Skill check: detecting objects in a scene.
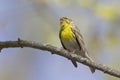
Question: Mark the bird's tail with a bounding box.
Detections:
[84,52,95,73]
[70,51,95,73]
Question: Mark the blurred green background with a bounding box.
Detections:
[0,0,120,80]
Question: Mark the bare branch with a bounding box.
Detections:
[0,38,120,78]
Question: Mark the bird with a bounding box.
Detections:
[59,16,95,73]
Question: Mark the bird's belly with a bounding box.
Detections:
[62,39,80,51]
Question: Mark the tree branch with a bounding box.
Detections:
[0,38,120,78]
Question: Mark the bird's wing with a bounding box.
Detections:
[71,25,85,51]
[59,29,66,49]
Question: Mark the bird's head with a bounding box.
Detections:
[60,17,74,28]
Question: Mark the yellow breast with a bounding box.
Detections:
[61,26,75,42]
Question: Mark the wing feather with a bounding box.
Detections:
[59,29,66,49]
[71,25,85,51]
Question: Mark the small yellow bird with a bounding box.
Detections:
[59,16,95,73]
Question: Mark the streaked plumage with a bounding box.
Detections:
[59,17,95,73]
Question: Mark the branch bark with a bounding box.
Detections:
[0,38,120,78]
